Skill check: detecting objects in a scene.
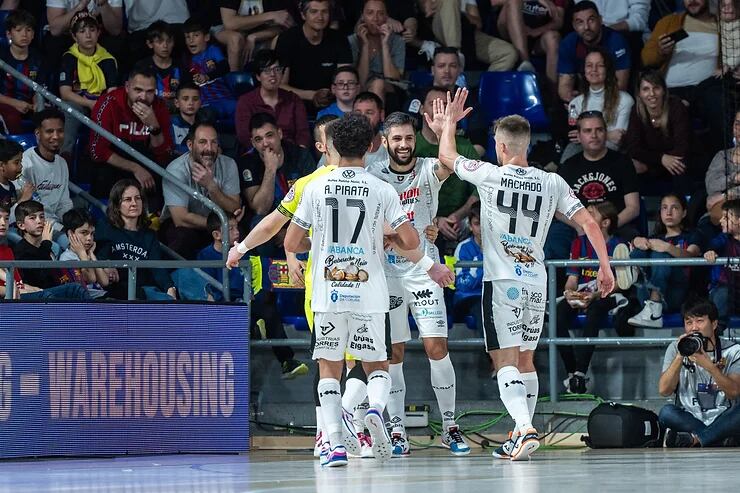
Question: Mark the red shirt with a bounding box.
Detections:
[88,87,173,165]
[235,87,310,148]
[0,245,23,286]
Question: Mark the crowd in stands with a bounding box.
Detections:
[0,1,739,383]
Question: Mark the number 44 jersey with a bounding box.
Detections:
[453,156,584,286]
[292,166,409,313]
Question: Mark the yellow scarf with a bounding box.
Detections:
[66,44,116,96]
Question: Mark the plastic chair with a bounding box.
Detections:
[5,133,37,150]
[477,71,549,131]
[225,71,255,97]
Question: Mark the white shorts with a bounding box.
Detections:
[312,312,390,362]
[388,275,448,344]
[482,281,546,351]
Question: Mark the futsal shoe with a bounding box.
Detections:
[492,431,515,459]
[390,431,410,457]
[510,428,540,461]
[441,425,471,456]
[341,409,361,457]
[314,431,323,458]
[364,408,393,463]
[325,445,348,467]
[359,432,374,458]
[319,442,331,466]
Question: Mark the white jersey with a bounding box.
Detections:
[367,157,444,277]
[292,166,409,313]
[454,155,583,286]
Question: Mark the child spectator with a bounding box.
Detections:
[170,82,202,155]
[95,179,177,300]
[140,20,190,112]
[0,203,89,300]
[317,66,361,119]
[557,202,627,394]
[59,12,118,155]
[453,201,483,330]
[198,211,308,379]
[12,199,71,289]
[623,193,703,328]
[0,139,33,211]
[182,17,237,120]
[0,9,45,134]
[60,208,109,298]
[704,199,740,331]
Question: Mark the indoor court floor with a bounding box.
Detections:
[0,448,738,492]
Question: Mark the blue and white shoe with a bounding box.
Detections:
[510,428,540,461]
[492,432,515,459]
[441,425,471,456]
[391,431,410,457]
[341,409,361,457]
[319,442,331,466]
[364,408,392,463]
[325,445,348,467]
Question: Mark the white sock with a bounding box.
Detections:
[496,366,532,434]
[387,363,406,433]
[521,371,539,422]
[342,375,367,416]
[366,370,392,413]
[317,378,343,446]
[315,406,328,444]
[353,399,369,434]
[429,354,457,429]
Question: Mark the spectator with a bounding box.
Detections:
[623,69,692,194]
[460,1,518,72]
[240,112,315,221]
[0,139,32,211]
[59,12,118,155]
[235,49,310,149]
[45,0,125,75]
[405,47,465,129]
[198,211,309,379]
[558,0,632,102]
[316,66,361,119]
[545,111,638,264]
[347,0,405,103]
[576,0,650,62]
[160,121,241,259]
[492,0,566,87]
[214,0,295,70]
[0,202,89,300]
[182,17,237,120]
[704,199,740,331]
[19,109,73,227]
[623,193,702,328]
[453,201,484,331]
[564,47,634,159]
[350,91,388,167]
[705,109,740,225]
[12,199,70,288]
[658,298,740,448]
[0,9,44,134]
[275,0,353,110]
[59,207,108,297]
[642,0,727,153]
[139,21,191,112]
[414,86,479,250]
[95,178,177,300]
[718,0,740,77]
[170,82,202,156]
[558,202,627,394]
[88,66,173,202]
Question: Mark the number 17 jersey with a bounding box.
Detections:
[453,156,583,286]
[292,166,409,313]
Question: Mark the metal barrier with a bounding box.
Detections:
[0,58,232,300]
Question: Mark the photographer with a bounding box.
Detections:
[658,299,740,447]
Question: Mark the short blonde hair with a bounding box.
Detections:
[493,115,530,154]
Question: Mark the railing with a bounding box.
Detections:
[0,58,233,300]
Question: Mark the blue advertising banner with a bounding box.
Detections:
[0,302,249,458]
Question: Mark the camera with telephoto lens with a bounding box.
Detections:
[678,332,708,357]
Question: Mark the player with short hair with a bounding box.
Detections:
[437,89,615,461]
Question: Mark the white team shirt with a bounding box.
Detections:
[367,157,444,277]
[292,166,409,313]
[454,156,583,286]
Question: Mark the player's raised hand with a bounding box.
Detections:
[423,97,446,137]
[226,241,244,269]
[597,266,615,298]
[426,262,454,288]
[444,87,473,124]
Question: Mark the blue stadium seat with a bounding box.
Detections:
[5,133,37,150]
[409,70,433,91]
[276,291,309,331]
[478,71,549,131]
[225,71,255,97]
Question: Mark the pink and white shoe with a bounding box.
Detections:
[358,431,374,458]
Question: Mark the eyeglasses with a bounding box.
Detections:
[333,81,359,89]
[261,66,284,75]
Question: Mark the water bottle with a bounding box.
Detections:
[568,103,579,132]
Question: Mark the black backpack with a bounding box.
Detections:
[583,402,663,448]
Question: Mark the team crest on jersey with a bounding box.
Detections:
[242,169,253,182]
[331,290,339,302]
[515,167,526,175]
[463,159,484,172]
[284,185,295,202]
[342,169,356,179]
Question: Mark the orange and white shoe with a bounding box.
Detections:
[510,428,539,461]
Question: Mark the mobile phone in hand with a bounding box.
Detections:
[667,28,689,43]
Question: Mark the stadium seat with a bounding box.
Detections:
[409,70,433,91]
[0,11,9,48]
[638,196,649,236]
[5,133,37,150]
[478,71,549,131]
[225,71,255,97]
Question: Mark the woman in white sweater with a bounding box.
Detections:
[562,46,634,162]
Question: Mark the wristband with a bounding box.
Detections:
[417,255,434,272]
[236,242,248,254]
[149,126,162,136]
